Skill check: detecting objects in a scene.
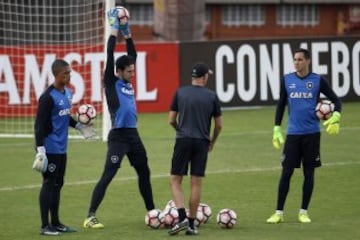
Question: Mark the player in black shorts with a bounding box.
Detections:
[33,59,95,236]
[168,62,222,235]
[266,48,342,224]
[83,7,155,229]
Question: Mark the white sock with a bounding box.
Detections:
[275,210,284,215]
[299,209,308,214]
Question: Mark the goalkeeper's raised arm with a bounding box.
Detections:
[104,7,136,88]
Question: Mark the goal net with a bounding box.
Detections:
[0,0,106,138]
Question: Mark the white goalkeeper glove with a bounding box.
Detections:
[32,146,48,173]
[75,123,96,139]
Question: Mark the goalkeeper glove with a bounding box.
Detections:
[107,7,120,30]
[32,146,48,173]
[323,111,341,135]
[75,123,96,139]
[272,125,284,150]
[118,22,131,37]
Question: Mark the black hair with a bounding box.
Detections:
[294,48,310,60]
[115,55,135,71]
[51,59,69,76]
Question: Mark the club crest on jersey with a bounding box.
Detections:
[306,82,313,90]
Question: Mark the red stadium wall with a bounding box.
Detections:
[0,43,179,116]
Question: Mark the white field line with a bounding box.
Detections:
[1,161,359,192]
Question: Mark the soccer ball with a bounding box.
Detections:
[116,6,130,24]
[316,99,334,120]
[145,209,164,229]
[163,207,179,227]
[216,208,237,229]
[198,203,212,223]
[163,199,176,213]
[77,104,96,125]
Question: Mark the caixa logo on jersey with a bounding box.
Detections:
[289,92,313,99]
[58,108,71,116]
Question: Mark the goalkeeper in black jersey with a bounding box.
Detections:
[266,48,342,224]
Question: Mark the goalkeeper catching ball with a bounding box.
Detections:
[266,48,342,224]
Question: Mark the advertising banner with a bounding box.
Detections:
[0,43,179,116]
[179,37,360,108]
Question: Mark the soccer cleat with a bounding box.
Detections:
[266,212,284,224]
[83,216,104,229]
[168,218,189,235]
[185,227,199,236]
[40,225,61,236]
[53,223,77,233]
[298,212,311,223]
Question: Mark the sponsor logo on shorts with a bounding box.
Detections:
[281,153,286,163]
[111,155,119,164]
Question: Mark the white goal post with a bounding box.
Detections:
[0,0,115,140]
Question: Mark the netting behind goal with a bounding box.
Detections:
[0,0,105,137]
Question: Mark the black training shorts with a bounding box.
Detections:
[171,138,209,177]
[282,132,321,169]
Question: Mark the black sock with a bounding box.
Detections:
[88,212,96,218]
[39,180,53,228]
[135,165,155,211]
[50,186,61,226]
[178,208,187,222]
[302,168,314,209]
[276,168,294,210]
[188,218,195,229]
[88,167,118,215]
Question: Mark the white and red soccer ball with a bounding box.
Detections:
[116,6,130,24]
[163,199,176,213]
[316,99,334,120]
[216,208,237,229]
[198,203,212,223]
[145,209,164,229]
[163,207,179,227]
[76,104,96,125]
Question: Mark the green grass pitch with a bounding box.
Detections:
[0,102,359,240]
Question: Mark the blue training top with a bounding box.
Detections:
[104,35,138,129]
[274,72,341,135]
[35,85,76,154]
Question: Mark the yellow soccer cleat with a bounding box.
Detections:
[266,212,284,224]
[298,212,311,223]
[83,216,104,229]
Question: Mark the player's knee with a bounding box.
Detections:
[303,168,314,179]
[134,162,150,174]
[281,168,294,179]
[99,167,118,185]
[55,178,64,189]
